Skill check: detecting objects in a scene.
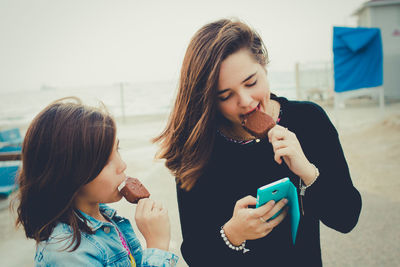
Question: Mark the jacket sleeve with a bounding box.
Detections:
[299,103,362,233]
[120,213,179,267]
[141,248,179,267]
[176,181,246,267]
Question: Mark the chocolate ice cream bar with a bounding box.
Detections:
[118,177,150,204]
[242,109,276,139]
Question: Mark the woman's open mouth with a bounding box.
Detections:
[240,103,260,122]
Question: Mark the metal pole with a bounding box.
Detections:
[295,62,300,100]
[120,82,126,123]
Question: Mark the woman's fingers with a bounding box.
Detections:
[255,203,288,239]
[261,228,273,237]
[271,140,289,153]
[236,195,257,209]
[268,125,290,142]
[274,147,291,164]
[268,126,294,165]
[230,197,289,241]
[262,198,288,221]
[263,207,289,230]
[252,200,276,218]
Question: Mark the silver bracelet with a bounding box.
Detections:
[299,163,320,196]
[220,226,249,253]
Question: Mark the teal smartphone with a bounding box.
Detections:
[256,177,300,244]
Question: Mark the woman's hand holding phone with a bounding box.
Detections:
[223,195,288,246]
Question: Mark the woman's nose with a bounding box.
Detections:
[237,91,252,107]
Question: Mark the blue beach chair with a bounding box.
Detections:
[0,161,20,197]
[0,128,23,152]
[0,128,22,197]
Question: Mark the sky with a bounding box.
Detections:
[0,0,367,92]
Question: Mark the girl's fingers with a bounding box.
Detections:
[136,198,146,215]
[141,199,155,215]
[153,201,163,212]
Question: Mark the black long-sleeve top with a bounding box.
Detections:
[176,96,362,267]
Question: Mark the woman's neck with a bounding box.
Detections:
[219,122,254,141]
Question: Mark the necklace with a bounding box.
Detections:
[217,127,254,141]
[270,101,276,121]
[109,219,136,267]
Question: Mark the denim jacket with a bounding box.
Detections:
[35,204,178,266]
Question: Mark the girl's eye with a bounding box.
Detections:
[246,80,257,87]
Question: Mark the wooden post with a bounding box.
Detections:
[0,152,21,161]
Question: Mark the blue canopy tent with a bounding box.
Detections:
[333,26,384,109]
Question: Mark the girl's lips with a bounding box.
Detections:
[118,179,127,192]
[118,176,128,191]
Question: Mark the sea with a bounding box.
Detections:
[0,71,296,127]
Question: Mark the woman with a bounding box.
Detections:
[155,19,361,266]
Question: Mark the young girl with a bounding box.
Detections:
[15,97,178,266]
[154,19,362,266]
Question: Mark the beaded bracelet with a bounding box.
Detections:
[299,163,320,196]
[220,226,249,253]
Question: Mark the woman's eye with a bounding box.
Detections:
[219,94,231,101]
[246,80,257,87]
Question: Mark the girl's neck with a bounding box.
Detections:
[75,200,108,223]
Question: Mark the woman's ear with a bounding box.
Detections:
[216,111,231,127]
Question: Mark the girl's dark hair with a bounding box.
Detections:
[14,97,116,250]
[154,18,269,191]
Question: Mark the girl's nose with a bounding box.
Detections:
[119,159,127,174]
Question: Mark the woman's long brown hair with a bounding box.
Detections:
[14,97,116,251]
[154,18,269,191]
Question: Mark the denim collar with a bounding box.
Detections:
[77,204,117,231]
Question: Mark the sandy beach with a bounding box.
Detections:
[1,98,400,266]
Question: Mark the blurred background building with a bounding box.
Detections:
[353,0,400,100]
[296,0,400,104]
